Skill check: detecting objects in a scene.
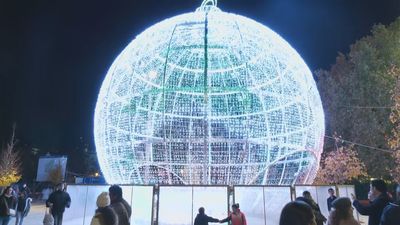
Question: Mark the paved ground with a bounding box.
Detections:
[11,202,46,225]
[13,202,81,225]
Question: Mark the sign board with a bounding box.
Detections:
[36,155,68,182]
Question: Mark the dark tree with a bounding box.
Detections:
[316,17,400,179]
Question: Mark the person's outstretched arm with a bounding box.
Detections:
[219,215,231,223]
[353,198,385,215]
[206,215,219,223]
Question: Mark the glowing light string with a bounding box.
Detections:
[201,0,217,7]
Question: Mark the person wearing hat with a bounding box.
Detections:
[327,197,359,225]
[220,203,247,225]
[90,192,116,225]
[46,183,71,225]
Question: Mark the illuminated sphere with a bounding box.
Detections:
[94,3,324,185]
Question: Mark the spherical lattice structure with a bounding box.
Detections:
[94,1,324,185]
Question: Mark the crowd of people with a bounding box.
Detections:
[279,179,399,225]
[0,179,399,225]
[0,184,32,225]
[197,179,399,225]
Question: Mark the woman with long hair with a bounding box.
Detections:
[327,197,359,225]
[302,191,327,225]
[0,186,16,225]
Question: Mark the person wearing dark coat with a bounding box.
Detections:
[327,188,337,212]
[0,186,17,225]
[109,185,131,225]
[352,179,390,225]
[15,190,32,225]
[194,207,219,225]
[300,191,327,225]
[379,185,400,225]
[46,183,71,225]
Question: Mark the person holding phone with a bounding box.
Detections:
[351,179,389,225]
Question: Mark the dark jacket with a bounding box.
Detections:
[311,203,326,225]
[0,195,16,217]
[46,190,71,214]
[379,202,400,225]
[110,198,131,225]
[194,213,219,225]
[92,206,117,225]
[17,194,32,217]
[327,195,337,211]
[296,197,326,225]
[353,193,390,225]
[17,194,27,212]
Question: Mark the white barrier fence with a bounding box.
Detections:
[62,185,367,225]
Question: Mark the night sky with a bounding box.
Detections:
[1,0,399,153]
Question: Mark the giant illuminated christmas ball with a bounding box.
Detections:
[94,0,324,185]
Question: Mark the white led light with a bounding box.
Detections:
[147,70,158,80]
[94,3,325,185]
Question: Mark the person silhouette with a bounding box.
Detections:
[327,188,337,212]
[45,183,71,225]
[220,203,247,225]
[194,207,219,225]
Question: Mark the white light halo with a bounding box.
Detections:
[94,5,325,185]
